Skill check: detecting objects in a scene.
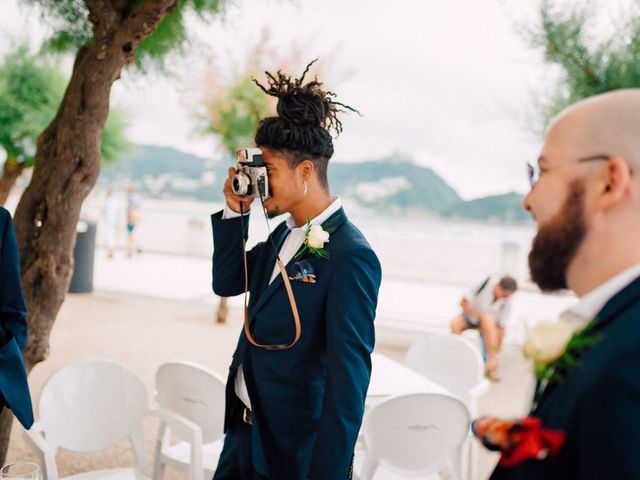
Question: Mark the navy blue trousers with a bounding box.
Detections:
[212,407,270,480]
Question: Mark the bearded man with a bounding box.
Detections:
[487,89,640,479]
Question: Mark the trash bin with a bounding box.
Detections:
[69,219,97,293]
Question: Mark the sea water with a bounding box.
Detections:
[81,194,576,345]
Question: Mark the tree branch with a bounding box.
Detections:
[84,0,118,30]
[123,0,179,46]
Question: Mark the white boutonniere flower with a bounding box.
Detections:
[307,224,330,248]
[523,321,573,365]
[524,318,601,383]
[295,218,331,259]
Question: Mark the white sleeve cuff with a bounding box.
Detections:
[222,204,250,219]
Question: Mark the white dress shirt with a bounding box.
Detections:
[559,263,640,332]
[222,197,343,409]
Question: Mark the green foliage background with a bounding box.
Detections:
[27,0,225,72]
[531,0,640,131]
[0,45,131,168]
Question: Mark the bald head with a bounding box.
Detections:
[525,89,640,296]
[546,89,640,172]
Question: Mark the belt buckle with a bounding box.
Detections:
[243,407,253,425]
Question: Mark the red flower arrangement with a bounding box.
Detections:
[472,416,566,467]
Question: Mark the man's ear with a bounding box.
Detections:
[597,156,632,210]
[300,159,314,179]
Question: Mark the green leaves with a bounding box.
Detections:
[204,74,272,156]
[535,318,601,384]
[28,0,93,54]
[23,0,226,72]
[0,45,64,166]
[530,0,640,132]
[0,45,130,169]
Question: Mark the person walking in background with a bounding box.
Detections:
[103,187,119,258]
[451,275,518,381]
[211,63,381,480]
[0,206,34,430]
[126,186,142,257]
[478,89,640,479]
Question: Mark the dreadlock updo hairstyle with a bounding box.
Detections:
[253,60,358,189]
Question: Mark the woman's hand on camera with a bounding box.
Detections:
[224,167,254,214]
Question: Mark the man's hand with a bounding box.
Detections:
[224,167,254,214]
[460,296,484,320]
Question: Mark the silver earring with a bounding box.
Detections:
[304,181,308,196]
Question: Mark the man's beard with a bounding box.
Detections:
[528,181,588,292]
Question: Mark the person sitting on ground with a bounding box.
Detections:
[451,275,518,380]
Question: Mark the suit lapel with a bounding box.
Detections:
[321,207,348,234]
[533,274,640,412]
[251,208,348,315]
[592,274,640,330]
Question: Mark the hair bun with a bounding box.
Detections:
[277,92,327,128]
[253,59,358,135]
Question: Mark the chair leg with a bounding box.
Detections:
[155,462,166,480]
[469,436,478,480]
[451,447,465,480]
[358,457,378,480]
[152,423,168,480]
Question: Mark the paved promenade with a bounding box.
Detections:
[6,249,539,479]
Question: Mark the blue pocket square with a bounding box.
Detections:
[289,259,316,283]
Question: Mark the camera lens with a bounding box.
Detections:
[232,174,250,196]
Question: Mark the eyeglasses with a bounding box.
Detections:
[527,154,610,187]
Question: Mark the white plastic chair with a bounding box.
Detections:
[404,334,490,480]
[153,361,226,480]
[23,359,202,480]
[357,393,470,480]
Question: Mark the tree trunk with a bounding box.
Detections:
[0,158,25,206]
[0,408,13,465]
[15,42,126,371]
[216,297,228,323]
[2,0,179,462]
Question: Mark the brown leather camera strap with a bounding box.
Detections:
[242,244,302,350]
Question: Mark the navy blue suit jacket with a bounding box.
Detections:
[211,207,381,480]
[491,275,640,480]
[0,207,33,429]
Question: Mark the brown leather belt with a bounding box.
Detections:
[242,407,253,426]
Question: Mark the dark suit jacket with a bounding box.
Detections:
[491,274,640,480]
[211,207,381,480]
[0,207,33,429]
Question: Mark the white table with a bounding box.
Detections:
[366,352,450,406]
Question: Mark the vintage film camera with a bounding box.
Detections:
[232,148,270,198]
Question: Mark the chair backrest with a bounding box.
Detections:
[361,393,470,479]
[38,359,149,455]
[404,334,484,403]
[155,361,226,444]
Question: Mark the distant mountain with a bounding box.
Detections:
[329,153,461,214]
[99,145,529,222]
[100,144,226,203]
[443,192,530,222]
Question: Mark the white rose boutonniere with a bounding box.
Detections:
[295,218,331,259]
[523,321,573,365]
[307,224,330,249]
[524,318,601,384]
